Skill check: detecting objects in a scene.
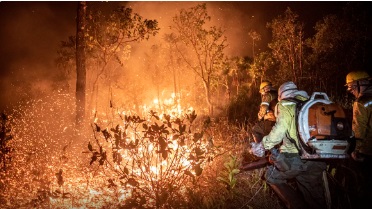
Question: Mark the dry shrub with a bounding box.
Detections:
[0,93,282,209]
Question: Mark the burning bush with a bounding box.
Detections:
[87,109,223,208]
[0,92,282,209]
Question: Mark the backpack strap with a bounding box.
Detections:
[282,98,316,155]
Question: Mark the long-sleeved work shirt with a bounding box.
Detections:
[262,96,307,154]
[353,86,372,155]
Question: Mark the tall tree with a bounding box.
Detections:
[225,56,253,97]
[252,51,277,86]
[76,1,87,128]
[248,30,261,61]
[57,4,159,121]
[85,6,159,116]
[267,7,305,85]
[167,3,227,116]
[306,2,372,100]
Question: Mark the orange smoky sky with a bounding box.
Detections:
[0,1,346,111]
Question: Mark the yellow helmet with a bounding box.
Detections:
[345,71,370,85]
[259,81,272,92]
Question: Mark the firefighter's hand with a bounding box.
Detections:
[351,150,365,162]
[257,109,266,121]
[258,105,269,120]
[249,142,265,157]
[257,113,263,121]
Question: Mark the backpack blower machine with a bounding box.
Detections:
[241,92,352,171]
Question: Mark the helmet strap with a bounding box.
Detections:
[357,81,361,95]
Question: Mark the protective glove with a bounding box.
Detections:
[249,142,265,157]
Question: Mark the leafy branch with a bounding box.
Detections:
[87,110,219,208]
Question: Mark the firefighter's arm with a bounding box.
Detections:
[258,103,269,120]
[351,102,368,161]
[352,102,368,150]
[262,103,290,150]
[258,94,272,120]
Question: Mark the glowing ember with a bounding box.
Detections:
[2,92,219,208]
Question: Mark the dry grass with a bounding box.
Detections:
[0,95,284,208]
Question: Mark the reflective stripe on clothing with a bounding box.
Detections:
[364,101,372,107]
[281,101,296,106]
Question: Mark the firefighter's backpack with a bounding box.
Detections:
[295,92,352,159]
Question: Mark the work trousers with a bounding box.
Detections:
[265,153,327,209]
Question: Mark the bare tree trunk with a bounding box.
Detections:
[76,1,87,129]
[202,80,213,116]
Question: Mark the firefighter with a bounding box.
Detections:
[345,70,372,209]
[251,81,278,143]
[250,81,327,209]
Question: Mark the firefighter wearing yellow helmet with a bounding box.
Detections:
[345,71,372,209]
[345,71,372,158]
[259,81,277,121]
[251,81,278,143]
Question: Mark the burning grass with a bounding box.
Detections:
[0,93,283,209]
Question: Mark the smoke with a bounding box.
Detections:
[0,2,76,111]
[125,1,269,59]
[0,1,346,111]
[108,2,275,115]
